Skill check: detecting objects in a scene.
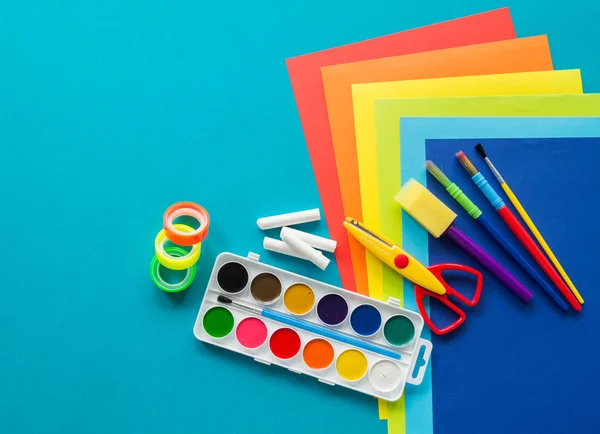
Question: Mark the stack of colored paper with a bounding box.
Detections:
[286,6,597,434]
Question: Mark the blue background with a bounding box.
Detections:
[1,1,599,433]
[426,137,599,434]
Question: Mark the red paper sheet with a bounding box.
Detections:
[286,8,515,291]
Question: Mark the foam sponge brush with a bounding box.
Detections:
[394,179,533,303]
[394,179,457,238]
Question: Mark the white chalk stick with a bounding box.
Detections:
[281,231,330,270]
[280,227,337,252]
[263,237,308,260]
[257,208,321,230]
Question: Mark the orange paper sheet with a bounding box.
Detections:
[286,8,515,292]
[321,35,553,296]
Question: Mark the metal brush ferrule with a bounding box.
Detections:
[231,299,262,315]
[485,158,505,184]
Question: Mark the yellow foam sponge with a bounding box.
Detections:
[394,179,457,238]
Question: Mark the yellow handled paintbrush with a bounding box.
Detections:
[474,143,583,304]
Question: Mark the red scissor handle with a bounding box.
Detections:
[426,263,483,306]
[414,263,483,335]
[415,287,466,335]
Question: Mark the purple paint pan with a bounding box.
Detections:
[316,293,349,326]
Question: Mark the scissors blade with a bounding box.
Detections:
[345,218,392,246]
[343,218,395,261]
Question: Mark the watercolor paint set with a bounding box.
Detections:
[193,252,432,401]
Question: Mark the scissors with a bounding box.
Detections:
[344,218,483,335]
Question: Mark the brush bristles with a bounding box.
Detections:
[217,295,233,304]
[425,160,452,188]
[474,143,487,158]
[456,151,479,176]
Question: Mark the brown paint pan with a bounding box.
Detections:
[250,272,282,304]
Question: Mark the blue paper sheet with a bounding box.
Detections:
[400,117,600,434]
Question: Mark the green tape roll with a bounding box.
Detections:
[150,246,197,292]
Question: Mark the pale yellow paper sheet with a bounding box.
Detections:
[373,93,600,301]
[351,70,583,432]
[353,70,582,302]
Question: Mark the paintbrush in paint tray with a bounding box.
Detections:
[217,295,406,361]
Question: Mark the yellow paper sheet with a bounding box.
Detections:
[352,71,583,434]
[353,70,582,302]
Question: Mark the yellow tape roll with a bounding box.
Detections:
[154,224,201,270]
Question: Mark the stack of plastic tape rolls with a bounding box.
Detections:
[150,202,210,292]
